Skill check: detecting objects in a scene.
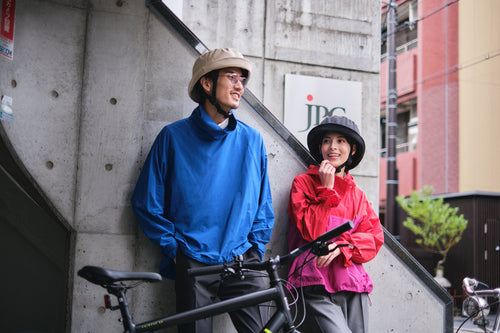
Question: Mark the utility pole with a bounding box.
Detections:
[385,0,399,236]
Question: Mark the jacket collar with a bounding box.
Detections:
[189,105,237,141]
[306,165,355,188]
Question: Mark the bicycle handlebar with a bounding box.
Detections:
[280,220,354,263]
[463,277,480,295]
[187,220,354,277]
[463,277,500,298]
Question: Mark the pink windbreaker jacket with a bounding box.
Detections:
[287,165,384,294]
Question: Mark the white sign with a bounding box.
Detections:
[162,0,183,20]
[0,95,13,122]
[283,74,362,149]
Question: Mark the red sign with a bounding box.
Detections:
[0,0,15,59]
[1,0,15,41]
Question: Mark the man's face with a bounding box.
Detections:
[214,67,246,112]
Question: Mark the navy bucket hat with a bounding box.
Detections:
[307,115,365,170]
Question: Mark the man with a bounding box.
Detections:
[131,48,275,332]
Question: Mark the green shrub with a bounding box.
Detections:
[396,186,468,275]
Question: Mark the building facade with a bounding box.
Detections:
[379,0,500,291]
[379,0,500,221]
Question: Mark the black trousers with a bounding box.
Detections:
[175,248,269,333]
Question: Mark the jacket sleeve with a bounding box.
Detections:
[248,142,275,258]
[288,174,342,242]
[338,190,384,266]
[131,131,178,260]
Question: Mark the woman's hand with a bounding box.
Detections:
[315,242,341,268]
[318,160,336,189]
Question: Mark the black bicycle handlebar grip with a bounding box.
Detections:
[314,220,354,244]
[187,264,225,277]
[280,220,354,265]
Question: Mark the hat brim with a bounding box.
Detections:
[188,58,252,103]
[307,123,365,168]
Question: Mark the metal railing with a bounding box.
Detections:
[381,39,418,62]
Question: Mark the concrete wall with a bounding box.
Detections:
[0,0,451,332]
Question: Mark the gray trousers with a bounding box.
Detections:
[175,248,269,333]
[297,285,369,333]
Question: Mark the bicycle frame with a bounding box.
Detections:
[134,261,291,332]
[78,220,354,333]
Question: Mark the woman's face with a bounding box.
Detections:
[320,132,355,170]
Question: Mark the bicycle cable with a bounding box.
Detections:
[286,242,354,329]
[455,299,499,333]
[287,248,314,329]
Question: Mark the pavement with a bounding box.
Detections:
[454,314,496,332]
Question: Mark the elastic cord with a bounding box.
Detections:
[206,72,231,118]
[335,146,353,174]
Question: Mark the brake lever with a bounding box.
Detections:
[221,254,246,281]
[311,242,353,256]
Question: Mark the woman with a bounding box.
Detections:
[288,115,384,333]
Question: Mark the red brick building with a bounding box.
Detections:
[380,0,459,216]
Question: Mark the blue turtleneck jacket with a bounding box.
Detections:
[131,106,275,279]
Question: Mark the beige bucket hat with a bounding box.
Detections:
[188,48,252,103]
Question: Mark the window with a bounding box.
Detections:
[380,98,417,156]
[381,0,418,62]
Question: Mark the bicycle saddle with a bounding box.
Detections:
[78,265,162,285]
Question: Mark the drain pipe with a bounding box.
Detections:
[385,0,399,236]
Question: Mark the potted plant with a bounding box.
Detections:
[396,186,468,287]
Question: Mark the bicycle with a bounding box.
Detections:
[78,220,354,332]
[456,277,500,333]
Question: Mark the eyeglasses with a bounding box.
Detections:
[223,73,248,87]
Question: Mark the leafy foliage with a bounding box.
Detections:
[396,186,468,274]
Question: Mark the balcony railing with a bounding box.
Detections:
[380,141,415,157]
[381,39,418,63]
